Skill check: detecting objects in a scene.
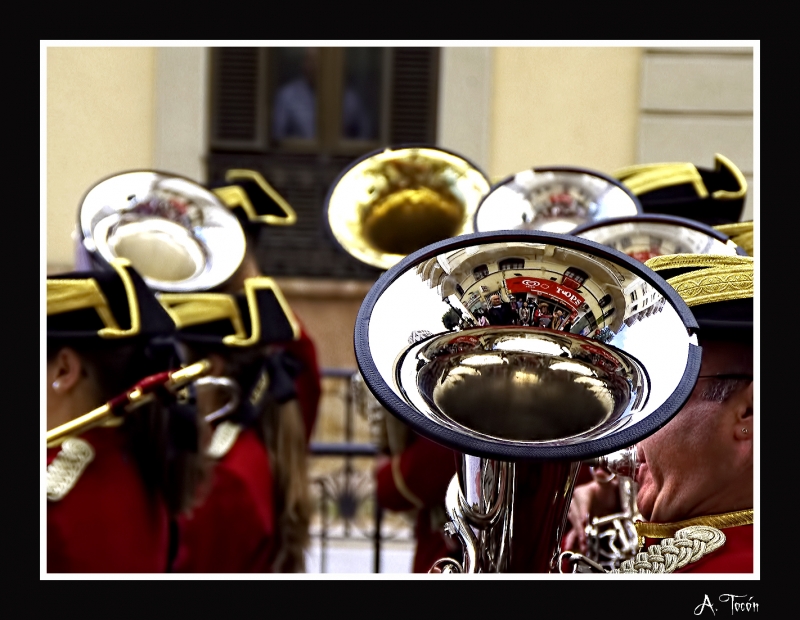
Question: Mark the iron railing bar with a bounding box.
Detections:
[310,442,378,456]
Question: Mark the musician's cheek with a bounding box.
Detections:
[635,463,655,519]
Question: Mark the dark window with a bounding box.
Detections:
[473,264,489,280]
[498,258,524,270]
[563,267,589,289]
[207,46,441,280]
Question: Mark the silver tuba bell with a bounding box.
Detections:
[473,166,642,235]
[354,230,701,572]
[77,169,248,292]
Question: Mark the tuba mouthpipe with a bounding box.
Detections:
[491,462,515,571]
[444,474,480,573]
[456,456,509,527]
[584,444,640,481]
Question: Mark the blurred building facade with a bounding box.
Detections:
[45,44,755,371]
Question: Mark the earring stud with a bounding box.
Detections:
[52,380,61,390]
[742,428,748,434]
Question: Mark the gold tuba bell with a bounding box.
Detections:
[325,144,492,271]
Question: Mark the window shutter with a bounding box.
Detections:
[209,48,267,150]
[207,47,442,280]
[388,48,440,144]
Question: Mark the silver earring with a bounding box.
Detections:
[742,428,748,434]
[52,380,61,390]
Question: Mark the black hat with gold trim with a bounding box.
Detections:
[157,276,300,348]
[210,169,297,243]
[613,153,747,227]
[158,277,303,417]
[645,254,753,335]
[47,258,177,347]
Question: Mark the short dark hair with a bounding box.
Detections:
[696,375,751,403]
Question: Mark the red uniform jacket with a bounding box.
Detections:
[172,427,275,573]
[375,433,459,573]
[47,427,170,573]
[646,523,753,573]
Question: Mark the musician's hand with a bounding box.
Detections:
[564,480,622,554]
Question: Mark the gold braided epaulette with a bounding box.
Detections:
[207,420,242,459]
[611,525,726,573]
[47,437,95,501]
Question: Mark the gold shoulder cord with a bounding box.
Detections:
[611,525,726,573]
[610,510,753,573]
[47,437,95,501]
[207,420,242,459]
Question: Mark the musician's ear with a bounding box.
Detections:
[48,347,86,394]
[733,381,753,441]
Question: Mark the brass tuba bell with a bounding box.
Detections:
[474,166,643,235]
[77,170,247,292]
[354,230,701,572]
[325,144,492,271]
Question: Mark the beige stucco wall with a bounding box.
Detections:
[489,47,641,181]
[46,47,156,271]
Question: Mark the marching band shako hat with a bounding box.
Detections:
[613,153,747,227]
[645,254,754,335]
[210,169,297,243]
[47,258,177,346]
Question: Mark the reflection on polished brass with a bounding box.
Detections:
[402,328,646,443]
[358,233,699,572]
[372,238,693,446]
[79,170,247,292]
[572,217,744,262]
[326,146,491,270]
[474,168,641,235]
